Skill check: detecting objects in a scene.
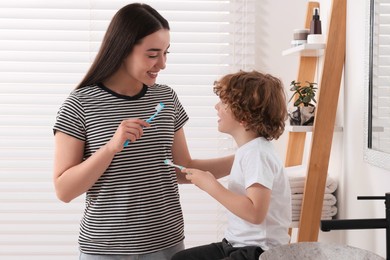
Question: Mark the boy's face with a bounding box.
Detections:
[215,100,242,135]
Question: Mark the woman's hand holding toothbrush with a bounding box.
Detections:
[107,118,150,153]
[123,102,165,147]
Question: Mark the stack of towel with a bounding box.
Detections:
[286,165,338,222]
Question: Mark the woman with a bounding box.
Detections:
[53,3,233,259]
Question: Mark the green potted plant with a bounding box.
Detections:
[288,80,317,126]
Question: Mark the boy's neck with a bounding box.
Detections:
[232,129,259,147]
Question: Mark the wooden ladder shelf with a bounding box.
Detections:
[284,0,346,241]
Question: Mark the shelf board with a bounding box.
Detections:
[282,43,326,57]
[287,125,343,132]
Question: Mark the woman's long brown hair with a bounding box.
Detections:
[76,3,169,89]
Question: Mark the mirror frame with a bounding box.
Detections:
[364,0,390,170]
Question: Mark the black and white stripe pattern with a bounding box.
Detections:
[54,83,188,254]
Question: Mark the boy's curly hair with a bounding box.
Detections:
[213,70,287,140]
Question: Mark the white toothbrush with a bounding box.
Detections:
[164,159,185,170]
[124,102,165,147]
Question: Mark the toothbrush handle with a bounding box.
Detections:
[174,164,184,170]
[124,140,130,147]
[146,113,157,123]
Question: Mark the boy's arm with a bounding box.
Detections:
[171,128,234,183]
[183,168,271,224]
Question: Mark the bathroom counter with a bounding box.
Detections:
[259,242,384,260]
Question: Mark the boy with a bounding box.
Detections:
[172,70,292,260]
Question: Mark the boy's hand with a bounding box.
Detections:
[182,168,218,192]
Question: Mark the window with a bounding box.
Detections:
[0,0,254,258]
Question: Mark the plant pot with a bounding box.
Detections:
[288,106,315,126]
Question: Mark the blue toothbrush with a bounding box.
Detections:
[124,102,165,147]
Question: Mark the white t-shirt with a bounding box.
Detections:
[224,137,291,250]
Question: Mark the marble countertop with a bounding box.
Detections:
[259,242,384,260]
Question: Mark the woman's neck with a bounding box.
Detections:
[103,69,143,97]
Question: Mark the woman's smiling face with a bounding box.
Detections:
[123,29,170,87]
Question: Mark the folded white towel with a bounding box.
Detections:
[292,205,338,221]
[292,204,334,213]
[285,165,338,222]
[292,206,337,216]
[286,165,338,194]
[290,179,338,194]
[291,193,337,206]
[292,215,333,221]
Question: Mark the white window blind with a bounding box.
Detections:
[0,0,255,258]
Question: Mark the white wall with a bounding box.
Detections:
[255,0,388,258]
[344,0,388,257]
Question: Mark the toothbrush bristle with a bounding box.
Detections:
[156,102,165,111]
[164,159,172,165]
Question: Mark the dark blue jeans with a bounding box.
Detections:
[171,239,264,260]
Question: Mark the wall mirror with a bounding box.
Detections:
[364,0,390,170]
